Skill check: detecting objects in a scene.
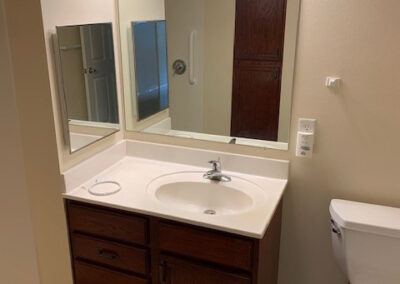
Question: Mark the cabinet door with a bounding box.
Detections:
[231,61,281,141]
[234,0,287,61]
[159,256,251,284]
[158,222,253,271]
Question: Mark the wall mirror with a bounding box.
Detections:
[119,0,300,150]
[54,23,120,153]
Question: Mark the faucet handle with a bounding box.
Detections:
[208,158,221,172]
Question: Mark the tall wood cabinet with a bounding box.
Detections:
[231,0,287,141]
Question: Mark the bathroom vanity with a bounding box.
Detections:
[66,199,282,284]
[62,140,288,284]
[47,0,296,281]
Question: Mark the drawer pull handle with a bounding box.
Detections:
[98,249,119,260]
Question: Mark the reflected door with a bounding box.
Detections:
[231,0,287,141]
[231,62,281,141]
[80,24,118,123]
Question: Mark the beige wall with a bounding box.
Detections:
[279,0,400,282]
[40,0,124,171]
[166,0,205,132]
[2,0,73,283]
[0,1,40,283]
[202,0,235,136]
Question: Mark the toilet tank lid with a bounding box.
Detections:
[330,199,400,238]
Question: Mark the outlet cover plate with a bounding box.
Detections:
[298,118,316,134]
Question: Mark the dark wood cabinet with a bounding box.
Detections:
[159,255,251,284]
[231,0,287,141]
[68,202,148,245]
[231,61,282,141]
[158,222,253,271]
[71,234,149,275]
[234,0,287,61]
[74,260,148,284]
[65,200,282,284]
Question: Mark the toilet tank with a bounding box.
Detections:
[330,199,400,284]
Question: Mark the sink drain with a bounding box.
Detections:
[204,209,216,215]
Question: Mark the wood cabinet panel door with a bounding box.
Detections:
[231,61,281,141]
[234,0,287,61]
[158,222,253,271]
[160,256,251,284]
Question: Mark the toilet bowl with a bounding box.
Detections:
[330,199,400,284]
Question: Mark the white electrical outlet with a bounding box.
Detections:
[296,118,316,158]
[298,118,316,134]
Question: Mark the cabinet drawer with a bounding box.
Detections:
[74,260,148,284]
[71,234,148,275]
[67,202,148,245]
[158,222,253,271]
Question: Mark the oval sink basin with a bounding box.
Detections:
[147,172,266,216]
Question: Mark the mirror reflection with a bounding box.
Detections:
[55,23,120,153]
[119,0,298,149]
[133,21,169,120]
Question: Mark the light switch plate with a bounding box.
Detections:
[325,77,341,88]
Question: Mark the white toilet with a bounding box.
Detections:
[330,199,400,284]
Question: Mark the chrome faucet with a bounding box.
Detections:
[203,158,231,182]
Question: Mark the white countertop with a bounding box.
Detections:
[62,140,288,239]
